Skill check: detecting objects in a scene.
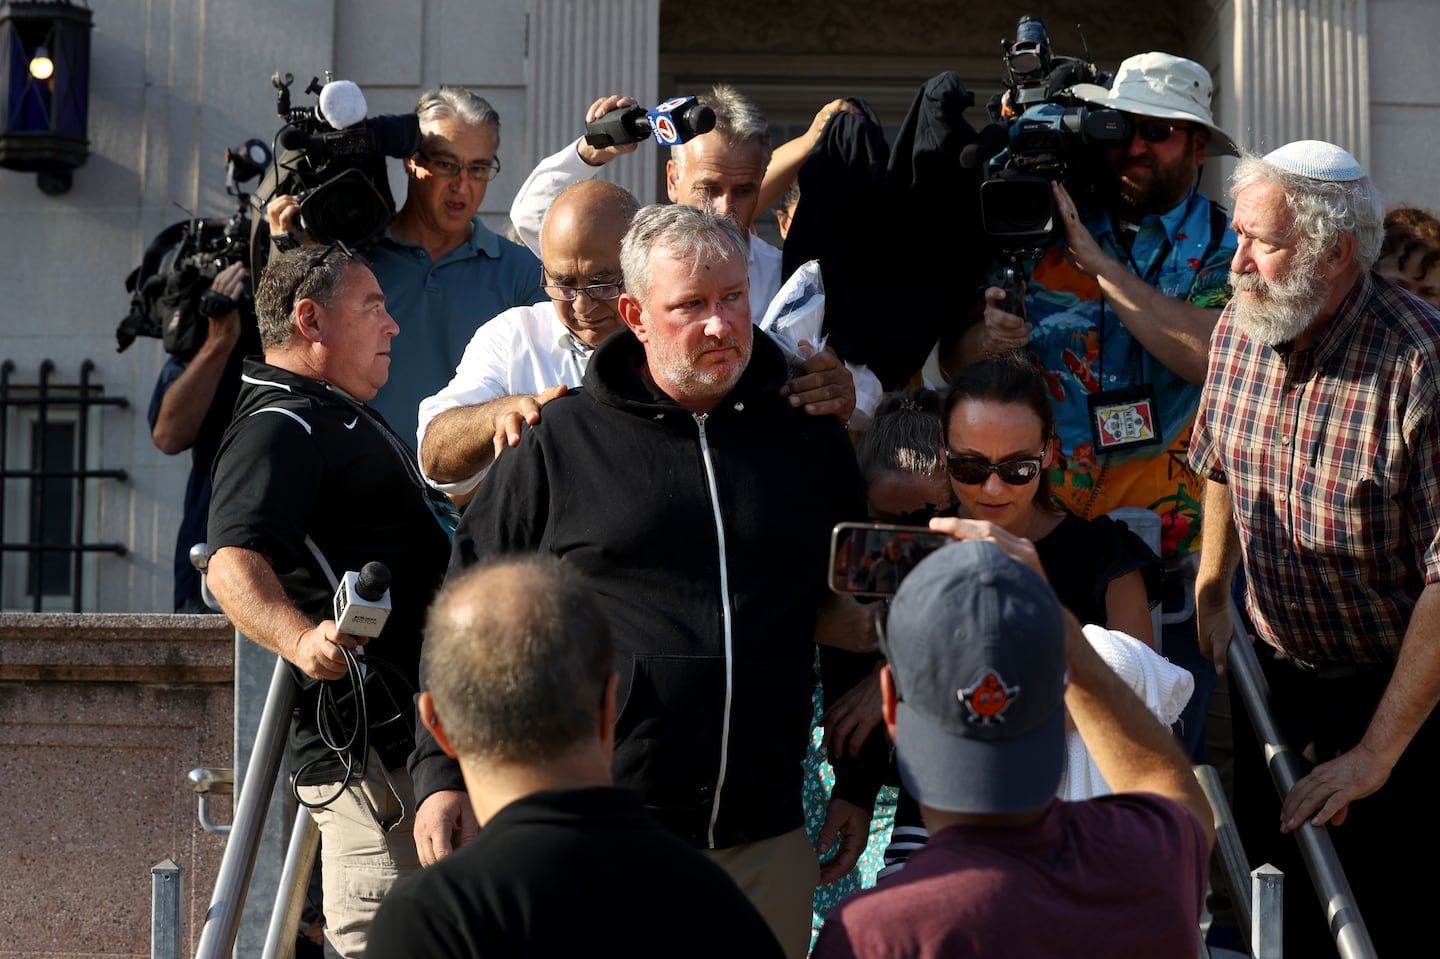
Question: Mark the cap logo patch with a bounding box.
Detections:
[959,670,1019,725]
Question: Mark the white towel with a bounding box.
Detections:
[1057,624,1195,801]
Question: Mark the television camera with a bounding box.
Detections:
[249,72,422,272]
[115,138,270,360]
[972,15,1128,256]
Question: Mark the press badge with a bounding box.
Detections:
[1087,384,1163,454]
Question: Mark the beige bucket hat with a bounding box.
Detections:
[1071,51,1239,156]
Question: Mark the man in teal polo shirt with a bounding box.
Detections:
[268,85,545,445]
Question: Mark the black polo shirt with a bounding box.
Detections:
[208,359,453,783]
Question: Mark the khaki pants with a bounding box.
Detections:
[295,750,420,959]
[704,827,818,959]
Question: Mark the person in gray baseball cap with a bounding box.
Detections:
[812,531,1213,958]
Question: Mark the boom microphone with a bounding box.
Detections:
[334,561,392,638]
[583,96,717,149]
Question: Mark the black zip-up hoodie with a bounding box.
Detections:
[412,329,874,847]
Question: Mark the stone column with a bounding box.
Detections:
[523,0,663,203]
[1218,0,1370,163]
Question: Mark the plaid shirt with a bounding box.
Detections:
[1190,271,1440,663]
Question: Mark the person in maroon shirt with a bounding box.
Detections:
[812,533,1211,959]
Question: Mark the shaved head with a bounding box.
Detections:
[541,179,640,254]
[538,180,641,348]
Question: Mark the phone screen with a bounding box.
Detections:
[828,522,955,597]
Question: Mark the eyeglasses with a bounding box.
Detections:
[293,240,355,310]
[542,274,624,302]
[415,148,501,182]
[1133,119,1194,143]
[944,451,1044,486]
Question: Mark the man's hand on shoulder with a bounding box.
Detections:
[491,383,568,459]
[577,95,642,167]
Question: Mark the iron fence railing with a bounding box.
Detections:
[0,358,129,611]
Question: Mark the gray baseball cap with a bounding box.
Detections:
[885,539,1068,814]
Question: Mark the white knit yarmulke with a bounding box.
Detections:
[1264,139,1366,182]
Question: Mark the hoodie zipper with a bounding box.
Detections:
[694,412,735,848]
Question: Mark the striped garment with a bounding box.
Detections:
[1189,271,1440,663]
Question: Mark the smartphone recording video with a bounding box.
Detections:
[828,522,955,598]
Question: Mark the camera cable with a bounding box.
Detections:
[290,645,415,810]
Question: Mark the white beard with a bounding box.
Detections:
[1228,268,1328,346]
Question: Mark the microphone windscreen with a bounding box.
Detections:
[319,80,368,129]
[686,104,716,136]
[356,562,392,601]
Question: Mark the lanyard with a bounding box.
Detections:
[1095,226,1170,382]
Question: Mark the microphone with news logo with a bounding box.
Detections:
[333,561,392,639]
[583,96,717,149]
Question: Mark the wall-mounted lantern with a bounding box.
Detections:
[0,1,93,194]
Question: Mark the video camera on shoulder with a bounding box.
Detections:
[115,138,268,359]
[971,15,1126,255]
[250,72,422,271]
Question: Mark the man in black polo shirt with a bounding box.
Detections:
[368,555,784,958]
[205,244,455,959]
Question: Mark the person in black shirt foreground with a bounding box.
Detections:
[367,555,784,958]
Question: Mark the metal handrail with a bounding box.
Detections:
[193,654,298,959]
[1224,603,1377,959]
[260,809,321,959]
[1194,764,1252,937]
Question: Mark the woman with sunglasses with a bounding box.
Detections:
[938,352,1159,646]
[874,354,1161,883]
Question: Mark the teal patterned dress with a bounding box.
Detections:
[802,656,898,953]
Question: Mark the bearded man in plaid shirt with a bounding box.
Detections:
[1190,139,1440,957]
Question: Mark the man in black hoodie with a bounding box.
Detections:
[206,244,456,959]
[416,204,878,958]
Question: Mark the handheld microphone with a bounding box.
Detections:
[334,561,392,638]
[583,96,717,149]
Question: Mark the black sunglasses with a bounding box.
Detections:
[1134,120,1194,143]
[945,453,1044,486]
